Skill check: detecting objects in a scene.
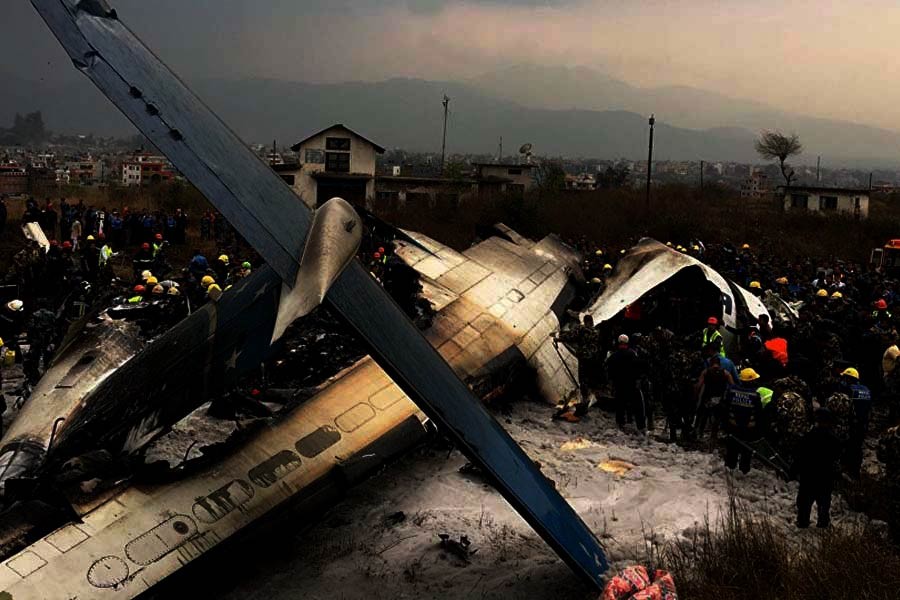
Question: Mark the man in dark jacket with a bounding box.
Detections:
[793,408,842,528]
[722,368,765,473]
[606,334,648,437]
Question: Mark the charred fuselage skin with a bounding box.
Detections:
[0,267,284,492]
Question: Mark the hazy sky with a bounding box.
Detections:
[8,0,900,131]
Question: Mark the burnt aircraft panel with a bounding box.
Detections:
[30,0,608,588]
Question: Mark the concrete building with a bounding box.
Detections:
[780,185,870,219]
[471,163,535,198]
[121,153,175,186]
[65,158,104,185]
[287,124,385,208]
[740,168,769,199]
[374,175,476,211]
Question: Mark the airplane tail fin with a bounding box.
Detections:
[271,198,362,344]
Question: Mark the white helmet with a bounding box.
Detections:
[6,300,23,312]
[617,334,629,344]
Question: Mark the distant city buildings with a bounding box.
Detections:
[121,153,175,186]
[740,167,769,199]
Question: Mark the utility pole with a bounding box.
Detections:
[869,172,873,190]
[816,155,821,182]
[699,159,704,192]
[645,114,655,211]
[271,139,276,167]
[440,94,450,175]
[498,136,503,163]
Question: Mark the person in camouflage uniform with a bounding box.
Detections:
[770,376,814,457]
[877,426,900,542]
[824,391,855,449]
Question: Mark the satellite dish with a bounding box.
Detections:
[519,143,533,155]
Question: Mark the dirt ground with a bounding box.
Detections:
[201,400,873,600]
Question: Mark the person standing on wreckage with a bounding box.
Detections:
[606,334,649,440]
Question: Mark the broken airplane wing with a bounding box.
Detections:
[30,0,608,588]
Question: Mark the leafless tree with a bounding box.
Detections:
[755,130,803,186]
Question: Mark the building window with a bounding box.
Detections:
[819,196,838,210]
[790,194,809,209]
[508,168,522,175]
[325,152,350,173]
[326,137,351,151]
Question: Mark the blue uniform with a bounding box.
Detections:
[723,383,763,473]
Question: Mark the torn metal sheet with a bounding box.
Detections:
[396,228,582,406]
[271,197,362,344]
[21,223,50,252]
[762,290,800,324]
[30,0,608,588]
[583,238,769,337]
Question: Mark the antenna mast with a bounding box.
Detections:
[441,94,450,175]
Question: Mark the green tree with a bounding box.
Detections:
[755,130,802,186]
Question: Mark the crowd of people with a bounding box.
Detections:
[0,197,257,395]
[559,238,900,535]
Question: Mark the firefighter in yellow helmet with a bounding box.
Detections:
[721,368,764,474]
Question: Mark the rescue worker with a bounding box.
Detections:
[702,316,725,358]
[838,367,872,479]
[189,250,209,282]
[81,234,100,282]
[884,338,900,419]
[606,334,648,438]
[722,368,765,474]
[133,242,153,278]
[128,285,146,303]
[238,261,252,279]
[792,408,841,528]
[98,232,114,271]
[207,283,223,302]
[556,314,603,417]
[694,354,734,441]
[214,254,230,284]
[152,233,164,257]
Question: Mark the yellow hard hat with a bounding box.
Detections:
[201,275,215,288]
[692,245,700,251]
[775,277,788,285]
[146,276,158,285]
[218,254,229,264]
[167,286,181,296]
[841,367,860,380]
[594,249,603,256]
[207,283,222,294]
[590,277,602,284]
[816,289,828,297]
[739,368,761,383]
[141,270,152,280]
[619,249,626,255]
[666,242,673,247]
[0,337,4,347]
[677,245,686,252]
[831,291,843,299]
[603,264,613,271]
[749,281,761,289]
[741,243,750,250]
[86,235,95,241]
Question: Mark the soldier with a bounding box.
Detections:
[792,408,841,528]
[606,334,648,439]
[877,426,900,542]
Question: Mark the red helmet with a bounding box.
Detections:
[378,246,385,254]
[133,284,146,293]
[50,240,59,247]
[373,252,381,260]
[62,241,72,250]
[707,316,719,326]
[251,388,261,397]
[142,243,150,250]
[876,299,889,310]
[155,233,163,241]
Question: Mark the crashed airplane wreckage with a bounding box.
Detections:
[583,238,771,349]
[0,1,609,596]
